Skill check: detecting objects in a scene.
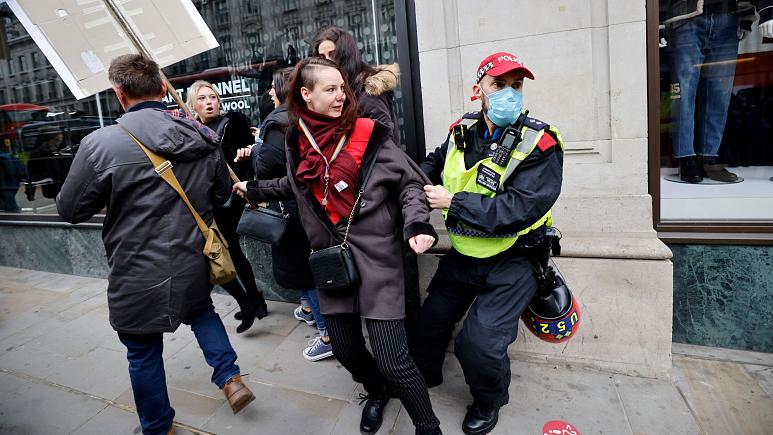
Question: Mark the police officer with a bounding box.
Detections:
[411,52,564,435]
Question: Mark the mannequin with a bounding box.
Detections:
[661,0,773,183]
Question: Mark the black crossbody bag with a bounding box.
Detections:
[307,190,363,293]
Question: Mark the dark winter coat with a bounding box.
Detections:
[56,101,230,334]
[206,112,255,238]
[358,64,401,145]
[252,106,315,290]
[245,119,437,320]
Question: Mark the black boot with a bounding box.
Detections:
[254,292,268,319]
[359,391,390,434]
[462,402,500,435]
[679,155,703,183]
[235,301,256,334]
[234,292,268,320]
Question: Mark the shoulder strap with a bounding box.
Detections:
[120,125,209,237]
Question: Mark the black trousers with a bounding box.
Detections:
[326,313,440,431]
[410,249,537,407]
[215,202,260,308]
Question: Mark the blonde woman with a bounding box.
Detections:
[186,80,267,333]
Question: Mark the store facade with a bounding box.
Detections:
[0,0,769,378]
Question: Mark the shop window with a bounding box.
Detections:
[1,0,416,219]
[654,1,773,232]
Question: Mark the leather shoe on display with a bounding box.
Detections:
[359,392,390,434]
[462,402,500,435]
[678,155,703,183]
[222,374,255,414]
[702,157,738,182]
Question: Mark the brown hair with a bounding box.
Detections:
[311,26,377,94]
[286,57,359,133]
[108,54,164,99]
[272,67,294,105]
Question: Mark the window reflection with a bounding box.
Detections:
[0,0,402,216]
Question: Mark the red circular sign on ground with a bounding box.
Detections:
[542,420,580,435]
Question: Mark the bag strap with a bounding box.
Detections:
[340,118,377,247]
[120,125,209,237]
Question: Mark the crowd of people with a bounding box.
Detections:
[56,24,564,435]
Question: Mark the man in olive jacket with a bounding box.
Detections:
[56,54,254,435]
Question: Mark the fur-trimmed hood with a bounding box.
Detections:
[365,63,400,96]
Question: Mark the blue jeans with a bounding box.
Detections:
[668,10,739,158]
[300,289,327,337]
[118,298,240,435]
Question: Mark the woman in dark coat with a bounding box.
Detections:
[233,58,442,435]
[238,68,333,361]
[188,80,268,333]
[312,26,422,347]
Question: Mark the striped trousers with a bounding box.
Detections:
[326,313,440,431]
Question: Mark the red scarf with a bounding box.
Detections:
[296,108,359,224]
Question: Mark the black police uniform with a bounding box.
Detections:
[411,111,564,408]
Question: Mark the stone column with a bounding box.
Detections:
[415,0,673,378]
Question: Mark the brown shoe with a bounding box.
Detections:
[167,425,176,435]
[223,374,255,414]
[703,160,738,182]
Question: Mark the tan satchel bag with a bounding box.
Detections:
[123,126,237,285]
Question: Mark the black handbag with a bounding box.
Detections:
[308,188,365,293]
[308,243,360,292]
[237,202,289,245]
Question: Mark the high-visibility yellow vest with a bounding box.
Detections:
[441,116,564,258]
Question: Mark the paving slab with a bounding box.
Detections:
[44,345,131,401]
[201,382,346,434]
[613,374,699,435]
[163,329,285,400]
[70,404,143,435]
[0,343,63,379]
[673,355,773,435]
[0,311,69,358]
[116,386,227,429]
[744,364,773,398]
[330,384,402,435]
[220,299,306,338]
[495,361,631,435]
[22,308,120,357]
[0,371,107,435]
[246,322,357,401]
[393,392,467,435]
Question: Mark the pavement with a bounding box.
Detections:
[0,266,771,435]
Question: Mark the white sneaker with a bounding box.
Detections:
[303,337,333,361]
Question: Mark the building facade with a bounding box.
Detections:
[0,1,770,378]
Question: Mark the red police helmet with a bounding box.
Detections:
[521,275,581,344]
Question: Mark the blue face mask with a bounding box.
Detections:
[483,87,522,127]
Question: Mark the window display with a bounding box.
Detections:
[659,0,773,221]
